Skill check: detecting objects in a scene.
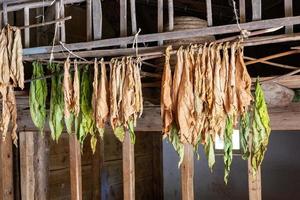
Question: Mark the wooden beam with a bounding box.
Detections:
[0,134,14,200]
[19,132,49,200]
[86,0,92,41]
[69,134,82,200]
[252,0,261,21]
[23,7,30,48]
[284,0,293,33]
[248,161,262,200]
[206,0,213,26]
[23,16,300,55]
[92,0,103,40]
[60,0,66,43]
[123,131,135,200]
[167,0,174,31]
[239,0,246,23]
[55,1,61,42]
[181,144,194,200]
[92,139,104,200]
[157,0,163,45]
[130,0,137,34]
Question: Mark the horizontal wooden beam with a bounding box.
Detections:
[23,16,300,55]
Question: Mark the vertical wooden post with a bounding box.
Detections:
[60,0,66,43]
[24,7,30,48]
[2,2,8,26]
[206,0,213,26]
[123,131,135,200]
[69,134,82,200]
[181,144,194,200]
[92,139,104,200]
[92,0,103,40]
[157,0,163,45]
[120,0,127,47]
[0,134,14,200]
[251,0,261,21]
[284,0,293,33]
[130,0,137,34]
[19,132,49,200]
[239,0,246,23]
[86,0,92,41]
[248,160,262,200]
[55,1,61,41]
[167,0,174,31]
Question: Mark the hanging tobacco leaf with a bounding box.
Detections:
[48,63,64,142]
[240,112,251,160]
[204,134,215,171]
[251,79,271,174]
[29,61,47,135]
[167,123,184,167]
[224,116,233,184]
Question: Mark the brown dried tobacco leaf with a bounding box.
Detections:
[63,57,72,119]
[7,86,17,146]
[235,43,252,114]
[73,60,80,117]
[161,46,173,134]
[92,59,99,121]
[122,58,136,127]
[177,49,195,144]
[133,59,143,118]
[172,47,184,116]
[0,86,10,141]
[228,42,238,121]
[0,29,10,85]
[95,59,109,138]
[222,42,231,114]
[205,43,214,113]
[10,27,24,89]
[109,60,119,129]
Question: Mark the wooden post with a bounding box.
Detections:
[251,0,261,21]
[248,160,262,200]
[2,2,8,25]
[284,0,293,33]
[86,0,92,41]
[167,0,174,31]
[55,1,61,41]
[181,144,194,200]
[239,0,246,23]
[69,134,82,200]
[130,0,137,34]
[60,0,66,43]
[157,0,163,45]
[123,131,135,200]
[92,0,103,40]
[120,0,127,47]
[206,0,213,26]
[0,134,14,200]
[24,7,30,48]
[92,139,104,200]
[19,132,49,200]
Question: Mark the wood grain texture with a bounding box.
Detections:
[239,0,246,23]
[122,131,135,200]
[206,0,213,26]
[0,134,14,200]
[86,0,92,41]
[92,0,102,40]
[69,134,82,200]
[157,0,163,45]
[248,161,262,200]
[92,139,104,200]
[60,0,66,43]
[284,0,293,33]
[23,7,30,48]
[130,0,137,34]
[152,134,163,200]
[181,144,194,200]
[167,0,174,31]
[252,0,261,21]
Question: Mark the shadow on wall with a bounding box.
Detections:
[163,131,300,200]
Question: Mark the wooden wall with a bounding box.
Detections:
[46,131,162,200]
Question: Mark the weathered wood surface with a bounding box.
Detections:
[284,0,293,33]
[123,131,135,200]
[23,16,300,55]
[248,161,262,200]
[23,7,30,48]
[130,0,137,34]
[60,0,66,43]
[152,133,163,200]
[86,0,92,41]
[206,0,213,26]
[251,0,261,21]
[181,144,194,200]
[167,0,174,31]
[92,0,102,40]
[239,0,246,23]
[69,133,82,200]
[92,139,104,200]
[157,0,163,45]
[19,131,49,200]
[0,134,14,200]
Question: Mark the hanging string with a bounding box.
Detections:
[232,0,250,39]
[132,28,141,57]
[59,41,89,62]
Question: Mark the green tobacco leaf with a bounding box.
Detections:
[168,123,184,167]
[128,119,136,144]
[240,112,250,160]
[29,61,47,135]
[224,116,233,184]
[204,134,215,171]
[114,126,125,142]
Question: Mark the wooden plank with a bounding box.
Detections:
[86,0,92,41]
[20,132,49,200]
[23,16,300,55]
[157,0,163,45]
[284,0,293,33]
[206,0,213,26]
[248,161,262,200]
[92,0,102,40]
[120,0,127,48]
[239,0,246,23]
[123,131,135,200]
[0,134,14,200]
[152,133,163,200]
[130,0,137,34]
[252,0,261,21]
[24,7,30,48]
[2,2,8,25]
[55,1,61,42]
[60,0,66,43]
[167,0,174,31]
[69,134,82,200]
[181,144,194,200]
[92,139,104,200]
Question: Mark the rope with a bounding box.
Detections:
[132,28,141,57]
[232,0,250,39]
